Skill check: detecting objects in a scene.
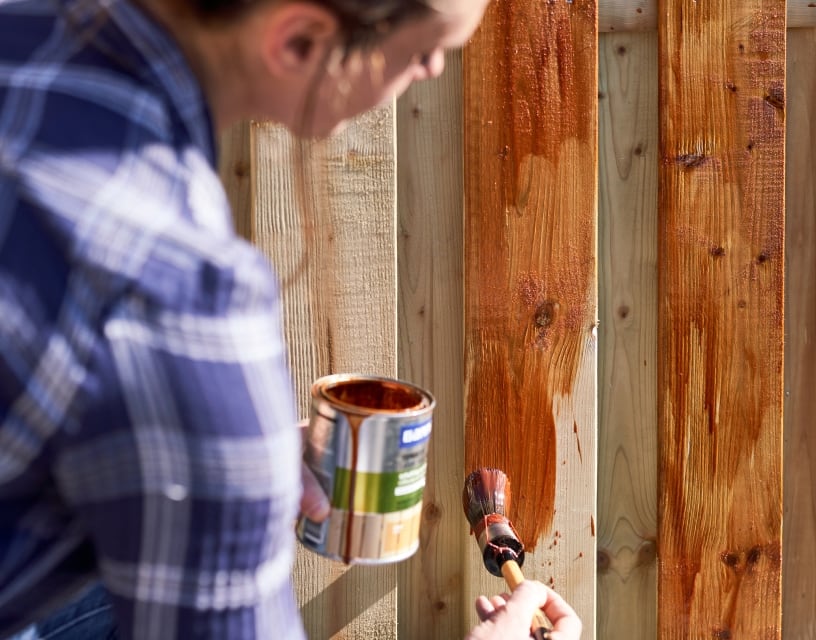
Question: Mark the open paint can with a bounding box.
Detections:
[297,374,435,564]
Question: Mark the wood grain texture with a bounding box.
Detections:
[597,0,816,32]
[218,120,252,241]
[597,31,658,640]
[782,28,816,640]
[395,50,467,639]
[251,108,399,639]
[657,2,785,637]
[463,0,598,633]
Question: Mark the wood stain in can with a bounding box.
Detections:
[297,374,435,564]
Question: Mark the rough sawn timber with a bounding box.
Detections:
[463,0,598,633]
[657,0,786,637]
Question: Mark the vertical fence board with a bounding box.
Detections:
[783,28,816,640]
[218,120,252,241]
[251,108,399,639]
[597,30,658,640]
[657,2,785,637]
[395,51,467,639]
[463,0,598,633]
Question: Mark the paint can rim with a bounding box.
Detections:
[312,373,436,417]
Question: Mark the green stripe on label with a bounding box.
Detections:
[332,464,427,513]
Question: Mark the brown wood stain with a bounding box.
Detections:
[657,0,784,635]
[464,0,597,549]
[324,380,424,413]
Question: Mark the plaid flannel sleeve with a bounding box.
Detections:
[51,242,307,640]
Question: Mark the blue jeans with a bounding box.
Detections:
[9,583,117,640]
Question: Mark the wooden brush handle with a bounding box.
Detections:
[500,560,552,636]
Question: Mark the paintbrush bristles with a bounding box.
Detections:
[462,467,526,577]
[462,467,511,526]
[462,468,549,633]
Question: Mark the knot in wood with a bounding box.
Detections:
[764,83,785,110]
[596,549,611,573]
[720,551,740,569]
[676,153,707,169]
[423,501,443,524]
[534,301,559,329]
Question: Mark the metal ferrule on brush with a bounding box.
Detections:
[471,513,526,577]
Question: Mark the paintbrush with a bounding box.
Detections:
[462,467,551,637]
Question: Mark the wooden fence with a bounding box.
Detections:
[218,1,816,638]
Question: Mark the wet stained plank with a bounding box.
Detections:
[657,1,785,637]
[463,0,598,633]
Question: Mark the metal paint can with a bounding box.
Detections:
[296,374,435,565]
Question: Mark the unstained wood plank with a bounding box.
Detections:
[657,1,785,637]
[218,120,252,241]
[597,30,658,640]
[463,0,598,633]
[782,27,816,640]
[251,108,399,639]
[395,51,468,639]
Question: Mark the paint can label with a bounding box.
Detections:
[297,374,435,565]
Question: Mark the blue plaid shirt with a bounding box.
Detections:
[0,0,306,637]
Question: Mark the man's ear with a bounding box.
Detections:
[260,3,339,77]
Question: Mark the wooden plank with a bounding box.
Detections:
[657,1,785,638]
[463,0,598,634]
[251,108,398,639]
[218,120,253,241]
[597,31,658,640]
[597,0,816,32]
[782,27,816,640]
[395,51,467,639]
